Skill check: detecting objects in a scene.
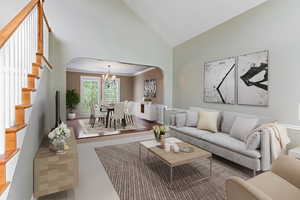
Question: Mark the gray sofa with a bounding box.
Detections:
[168,107,272,175]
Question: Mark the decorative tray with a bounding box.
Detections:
[180,146,194,153]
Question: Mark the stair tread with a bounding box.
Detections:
[16,104,32,109]
[5,124,27,133]
[22,88,36,92]
[0,149,19,164]
[0,182,10,195]
[28,74,40,79]
[32,62,43,69]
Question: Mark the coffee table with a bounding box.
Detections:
[139,137,212,183]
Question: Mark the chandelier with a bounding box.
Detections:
[102,65,116,88]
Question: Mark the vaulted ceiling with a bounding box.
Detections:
[122,0,267,46]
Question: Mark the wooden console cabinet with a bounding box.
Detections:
[34,128,78,198]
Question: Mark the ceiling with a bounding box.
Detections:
[122,0,267,46]
[66,57,156,76]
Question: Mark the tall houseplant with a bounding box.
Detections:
[66,89,80,119]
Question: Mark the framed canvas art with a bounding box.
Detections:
[204,57,236,104]
[144,79,157,98]
[237,50,269,106]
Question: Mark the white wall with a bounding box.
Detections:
[45,0,173,125]
[0,0,28,28]
[7,68,51,200]
[173,0,300,126]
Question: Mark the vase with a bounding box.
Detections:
[160,135,165,148]
[50,140,66,154]
[154,131,160,142]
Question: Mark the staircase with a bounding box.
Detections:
[0,0,53,199]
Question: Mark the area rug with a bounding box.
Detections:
[78,119,146,135]
[95,142,250,200]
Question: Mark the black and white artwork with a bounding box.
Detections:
[144,79,157,98]
[237,50,269,106]
[204,57,236,104]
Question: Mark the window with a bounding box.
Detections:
[79,76,120,115]
[80,76,101,110]
[102,78,120,104]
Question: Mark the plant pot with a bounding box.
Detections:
[68,112,76,120]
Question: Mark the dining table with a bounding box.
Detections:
[101,105,127,128]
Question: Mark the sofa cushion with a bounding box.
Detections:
[248,172,300,200]
[221,111,273,134]
[189,107,222,130]
[175,112,187,127]
[203,132,261,159]
[230,117,258,142]
[170,126,261,159]
[169,114,176,126]
[197,111,219,132]
[170,126,213,138]
[186,110,198,127]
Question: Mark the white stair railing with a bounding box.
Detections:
[0,6,38,154]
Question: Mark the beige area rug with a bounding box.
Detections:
[95,142,250,200]
[78,119,146,135]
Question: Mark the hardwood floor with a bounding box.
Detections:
[67,116,160,142]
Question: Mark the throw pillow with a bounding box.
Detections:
[230,117,258,142]
[175,113,187,127]
[169,114,176,126]
[245,121,277,150]
[197,111,219,133]
[186,111,198,127]
[246,131,261,150]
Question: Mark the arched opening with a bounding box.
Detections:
[65,57,165,139]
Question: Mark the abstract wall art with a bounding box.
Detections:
[237,50,269,106]
[204,57,236,104]
[144,79,157,98]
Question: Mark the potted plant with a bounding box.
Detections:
[66,89,80,119]
[153,125,169,148]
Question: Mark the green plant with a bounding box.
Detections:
[66,89,80,113]
[153,125,168,141]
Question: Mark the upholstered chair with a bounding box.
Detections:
[110,102,125,129]
[226,155,300,200]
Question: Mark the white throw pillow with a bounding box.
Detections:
[186,111,198,127]
[175,113,187,127]
[169,114,176,126]
[230,117,258,142]
[197,111,219,133]
[246,131,261,150]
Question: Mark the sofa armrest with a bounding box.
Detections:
[260,129,271,171]
[271,155,300,189]
[226,177,272,200]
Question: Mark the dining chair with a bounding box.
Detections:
[110,102,125,129]
[94,104,107,127]
[89,104,96,128]
[125,101,135,126]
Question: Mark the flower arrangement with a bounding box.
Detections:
[153,125,168,142]
[48,123,71,153]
